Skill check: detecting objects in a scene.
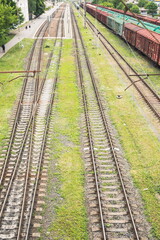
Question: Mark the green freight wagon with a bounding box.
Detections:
[107,16,124,36]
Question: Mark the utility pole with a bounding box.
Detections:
[84,0,86,28]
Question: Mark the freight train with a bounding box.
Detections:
[95,5,160,34]
[81,3,160,65]
[94,4,160,26]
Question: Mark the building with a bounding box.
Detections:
[14,0,29,22]
[139,7,148,15]
[152,0,160,14]
[126,0,138,4]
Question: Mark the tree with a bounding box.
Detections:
[138,0,149,8]
[102,2,114,7]
[1,0,16,7]
[145,2,158,16]
[113,0,120,8]
[126,3,133,10]
[0,0,24,24]
[130,5,140,14]
[117,2,125,10]
[28,0,36,19]
[28,0,45,19]
[0,0,24,45]
[34,0,45,17]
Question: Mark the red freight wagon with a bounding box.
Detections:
[101,11,110,25]
[123,23,142,46]
[96,9,110,25]
[136,15,160,26]
[96,9,103,21]
[86,4,110,25]
[86,4,97,17]
[136,29,160,64]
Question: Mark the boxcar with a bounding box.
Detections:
[114,18,124,36]
[86,4,97,17]
[136,29,160,64]
[101,11,110,25]
[107,16,115,31]
[123,23,143,46]
[107,16,124,36]
[96,9,103,22]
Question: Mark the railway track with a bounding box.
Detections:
[72,8,149,240]
[78,8,160,121]
[0,4,65,239]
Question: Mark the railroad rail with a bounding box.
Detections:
[78,8,160,121]
[0,18,48,240]
[0,4,65,239]
[72,8,148,240]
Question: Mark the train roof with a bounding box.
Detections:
[124,23,143,32]
[89,3,160,28]
[86,3,96,8]
[138,29,160,43]
[125,23,160,43]
[108,16,125,24]
[100,11,111,17]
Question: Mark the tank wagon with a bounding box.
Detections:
[82,3,160,65]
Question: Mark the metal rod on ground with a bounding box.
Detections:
[0,70,41,85]
[125,79,143,91]
[129,73,160,76]
[0,70,40,74]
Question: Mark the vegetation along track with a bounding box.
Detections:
[0,4,65,240]
[72,8,149,240]
[78,9,160,121]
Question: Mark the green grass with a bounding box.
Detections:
[40,39,88,240]
[40,39,56,80]
[0,39,34,145]
[42,39,62,80]
[75,11,160,238]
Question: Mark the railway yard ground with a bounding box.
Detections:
[0,2,160,240]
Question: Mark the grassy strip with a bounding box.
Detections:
[85,12,160,94]
[75,11,160,238]
[40,39,56,80]
[0,39,34,145]
[42,39,88,239]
